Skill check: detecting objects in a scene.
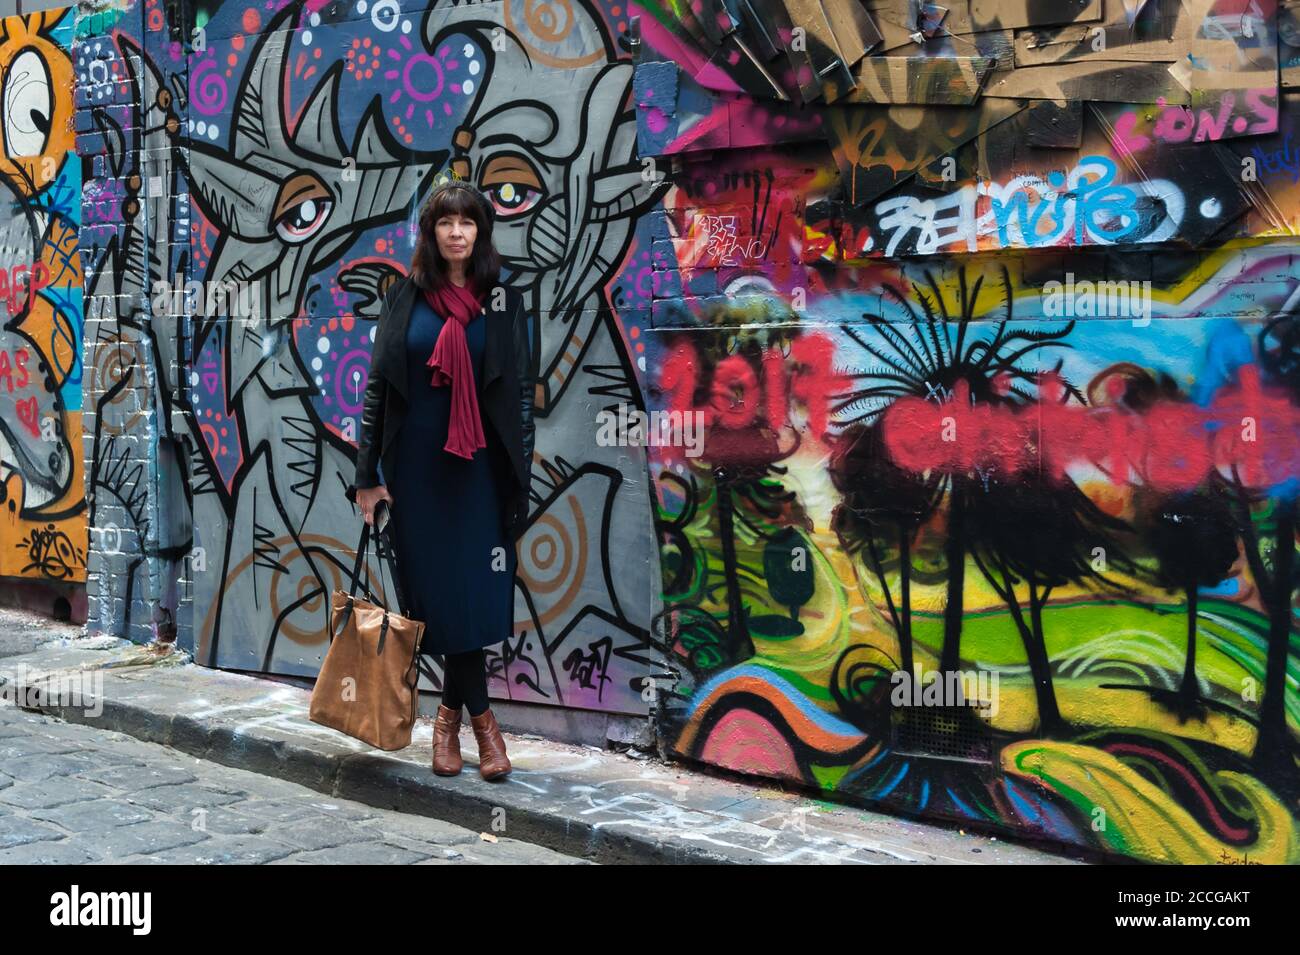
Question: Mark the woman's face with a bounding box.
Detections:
[435,211,477,272]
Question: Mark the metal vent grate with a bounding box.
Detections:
[891,704,994,764]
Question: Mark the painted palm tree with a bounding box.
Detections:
[704,419,799,665]
[1220,474,1298,793]
[829,421,942,679]
[1091,364,1240,720]
[1215,308,1300,795]
[1147,487,1240,719]
[966,469,1135,738]
[659,325,804,669]
[833,264,1079,674]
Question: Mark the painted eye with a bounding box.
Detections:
[275,197,332,241]
[3,50,52,158]
[485,181,541,217]
[271,172,333,243]
[479,154,544,218]
[723,275,777,298]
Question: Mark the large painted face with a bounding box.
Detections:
[423,0,662,400]
[425,0,654,281]
[0,10,75,510]
[180,5,444,398]
[0,10,72,194]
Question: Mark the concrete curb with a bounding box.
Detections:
[0,632,1084,865]
[72,698,709,864]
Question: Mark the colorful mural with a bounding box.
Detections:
[63,0,1300,863]
[74,0,666,712]
[0,7,84,590]
[636,0,1300,863]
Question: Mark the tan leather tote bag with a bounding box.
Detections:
[310,501,425,750]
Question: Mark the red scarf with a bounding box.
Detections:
[423,280,487,460]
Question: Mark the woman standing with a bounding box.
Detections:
[349,179,536,780]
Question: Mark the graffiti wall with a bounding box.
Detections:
[65,0,1300,862]
[636,0,1300,863]
[74,0,664,714]
[0,7,84,594]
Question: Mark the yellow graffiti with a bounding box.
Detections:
[1003,740,1300,864]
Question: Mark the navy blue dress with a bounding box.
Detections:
[384,295,516,657]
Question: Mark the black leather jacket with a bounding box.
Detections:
[347,276,537,541]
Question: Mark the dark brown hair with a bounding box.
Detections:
[410,182,501,293]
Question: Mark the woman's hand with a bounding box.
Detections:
[356,485,394,526]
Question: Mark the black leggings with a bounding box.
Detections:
[440,648,489,717]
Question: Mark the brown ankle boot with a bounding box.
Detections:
[468,707,511,780]
[431,703,463,776]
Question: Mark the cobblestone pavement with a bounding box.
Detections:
[0,704,586,865]
[0,608,1084,864]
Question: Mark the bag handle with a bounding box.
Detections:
[331,521,373,641]
[371,500,412,617]
[346,503,411,617]
[331,523,405,649]
[348,520,379,602]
